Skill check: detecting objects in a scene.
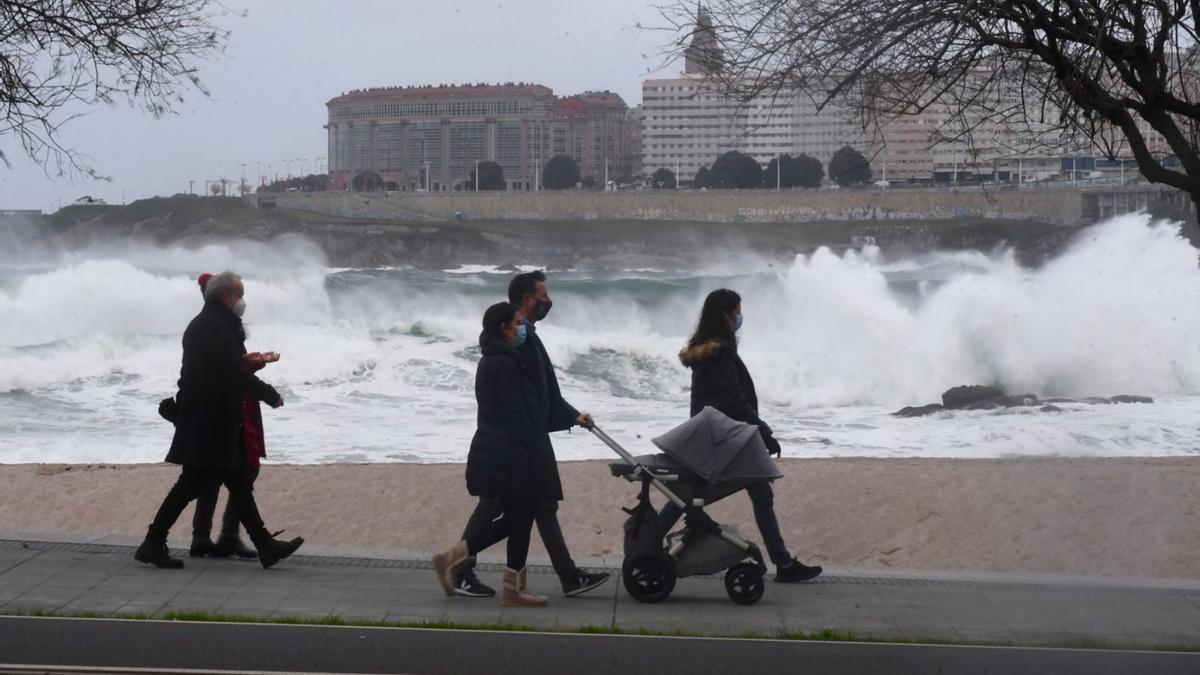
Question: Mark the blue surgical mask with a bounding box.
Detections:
[513,322,528,347]
[734,314,743,332]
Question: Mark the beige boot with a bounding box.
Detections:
[432,541,471,597]
[502,567,548,607]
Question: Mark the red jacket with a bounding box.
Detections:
[242,360,267,467]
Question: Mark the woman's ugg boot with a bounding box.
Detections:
[432,541,471,597]
[502,567,548,607]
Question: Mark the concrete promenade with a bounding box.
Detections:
[2,532,1199,649]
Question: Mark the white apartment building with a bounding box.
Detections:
[644,7,1176,186]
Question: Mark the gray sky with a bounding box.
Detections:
[1,0,679,211]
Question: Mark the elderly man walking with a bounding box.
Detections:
[135,271,303,570]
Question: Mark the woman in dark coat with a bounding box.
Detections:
[433,301,555,607]
[661,288,823,583]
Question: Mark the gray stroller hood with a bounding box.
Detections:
[651,406,783,485]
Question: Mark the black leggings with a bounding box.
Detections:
[464,498,537,571]
[193,466,261,540]
[149,466,269,545]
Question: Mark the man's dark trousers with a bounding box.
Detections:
[459,497,575,580]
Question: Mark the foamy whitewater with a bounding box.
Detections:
[3,214,1200,464]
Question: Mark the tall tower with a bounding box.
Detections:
[684,3,724,75]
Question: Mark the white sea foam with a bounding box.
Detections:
[2,214,1198,463]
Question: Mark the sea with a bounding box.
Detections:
[2,213,1199,464]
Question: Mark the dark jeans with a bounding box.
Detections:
[460,497,576,579]
[149,466,269,546]
[193,466,260,541]
[658,482,793,567]
[464,498,537,570]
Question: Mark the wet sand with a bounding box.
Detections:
[1,457,1196,579]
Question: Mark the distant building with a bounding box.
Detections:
[625,104,644,178]
[684,5,723,76]
[642,7,1161,186]
[326,83,638,191]
[555,91,635,182]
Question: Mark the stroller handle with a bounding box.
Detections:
[589,426,686,509]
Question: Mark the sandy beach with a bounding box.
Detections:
[1,457,1197,579]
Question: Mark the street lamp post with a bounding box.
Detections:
[475,159,480,191]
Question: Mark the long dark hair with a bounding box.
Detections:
[480,301,519,348]
[688,289,741,349]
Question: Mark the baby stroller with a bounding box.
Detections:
[591,407,782,605]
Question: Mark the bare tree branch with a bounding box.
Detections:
[657,0,1200,225]
[0,0,234,179]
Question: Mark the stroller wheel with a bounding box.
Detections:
[725,562,765,605]
[622,552,677,603]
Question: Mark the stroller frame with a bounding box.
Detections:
[591,427,769,605]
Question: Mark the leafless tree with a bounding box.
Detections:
[1,1,233,178]
[659,0,1200,231]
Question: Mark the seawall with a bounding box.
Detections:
[246,185,1185,226]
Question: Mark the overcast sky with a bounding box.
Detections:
[2,0,681,211]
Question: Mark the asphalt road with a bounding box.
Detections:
[0,617,1196,675]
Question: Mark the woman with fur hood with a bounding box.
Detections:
[661,288,823,583]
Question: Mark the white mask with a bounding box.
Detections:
[233,298,246,317]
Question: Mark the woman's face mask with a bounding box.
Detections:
[233,298,247,318]
[734,313,743,332]
[513,322,528,347]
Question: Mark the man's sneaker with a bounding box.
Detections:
[454,570,496,598]
[775,559,823,583]
[562,569,611,597]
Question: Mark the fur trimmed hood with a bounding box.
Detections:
[679,339,729,368]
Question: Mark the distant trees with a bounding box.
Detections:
[581,175,598,189]
[468,160,506,190]
[693,166,711,188]
[542,155,580,190]
[651,167,677,189]
[829,146,871,187]
[708,150,763,189]
[764,154,824,188]
[352,171,384,192]
[257,174,330,193]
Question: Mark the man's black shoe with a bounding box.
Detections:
[775,559,823,583]
[257,536,304,570]
[214,536,258,559]
[189,537,218,558]
[135,541,184,569]
[562,569,611,597]
[454,570,496,597]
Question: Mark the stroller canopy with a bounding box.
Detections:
[651,407,783,484]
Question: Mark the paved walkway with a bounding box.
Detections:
[2,532,1199,648]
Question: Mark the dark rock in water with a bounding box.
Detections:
[942,385,1006,409]
[1109,394,1154,404]
[892,404,946,418]
[900,386,1154,419]
[960,394,1040,410]
[1002,394,1040,408]
[1046,394,1155,405]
